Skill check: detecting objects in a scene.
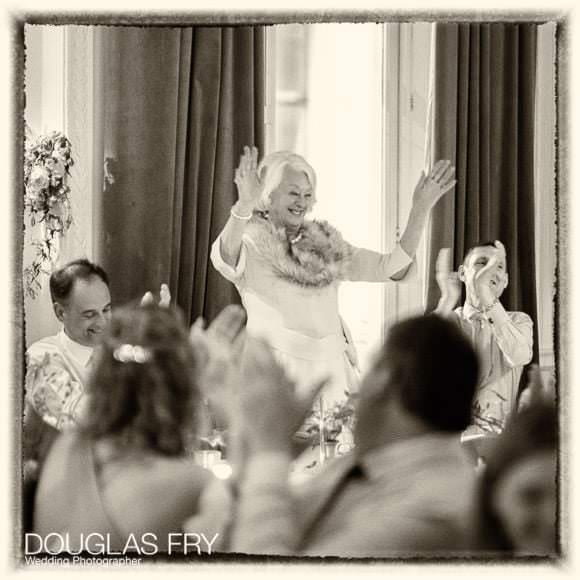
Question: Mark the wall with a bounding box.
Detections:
[23,25,97,346]
[23,25,65,345]
[535,22,557,381]
[383,22,433,332]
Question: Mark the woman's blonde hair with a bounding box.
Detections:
[256,151,317,211]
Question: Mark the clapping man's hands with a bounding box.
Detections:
[435,248,462,315]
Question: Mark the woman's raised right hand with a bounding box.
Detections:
[234,145,261,211]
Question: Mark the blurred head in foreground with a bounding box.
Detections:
[475,401,557,555]
[355,314,480,453]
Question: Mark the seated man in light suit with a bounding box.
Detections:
[22,258,170,533]
[25,259,170,433]
[434,241,533,449]
[23,259,112,531]
[25,259,113,431]
[228,314,480,557]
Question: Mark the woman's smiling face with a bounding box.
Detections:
[268,166,314,230]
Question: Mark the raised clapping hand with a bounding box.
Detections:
[238,338,328,455]
[140,283,171,307]
[189,304,247,428]
[413,160,457,210]
[234,145,262,213]
[436,248,462,312]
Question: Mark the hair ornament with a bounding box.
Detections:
[113,344,153,364]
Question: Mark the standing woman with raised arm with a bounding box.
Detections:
[211,146,456,410]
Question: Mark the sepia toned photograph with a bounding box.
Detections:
[6,4,569,576]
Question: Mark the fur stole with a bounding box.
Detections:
[245,215,352,288]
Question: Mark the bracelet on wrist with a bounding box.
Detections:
[230,206,253,221]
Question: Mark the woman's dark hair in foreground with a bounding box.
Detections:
[81,303,199,456]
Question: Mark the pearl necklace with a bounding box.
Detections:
[260,211,304,245]
[289,230,304,245]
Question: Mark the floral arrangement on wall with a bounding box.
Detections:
[23,130,74,298]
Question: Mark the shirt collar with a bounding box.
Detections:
[58,328,94,367]
[459,303,485,321]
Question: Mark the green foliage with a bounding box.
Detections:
[23,131,74,299]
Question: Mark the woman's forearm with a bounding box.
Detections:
[220,146,262,267]
[219,202,254,267]
[399,161,456,258]
[398,201,430,259]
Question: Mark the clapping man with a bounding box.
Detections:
[435,241,533,442]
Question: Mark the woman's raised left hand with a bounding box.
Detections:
[412,160,456,210]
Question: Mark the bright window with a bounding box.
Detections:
[267,23,432,373]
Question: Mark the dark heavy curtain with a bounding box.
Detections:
[99,26,265,324]
[426,23,539,367]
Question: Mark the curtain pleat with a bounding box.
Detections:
[426,23,539,374]
[98,26,265,325]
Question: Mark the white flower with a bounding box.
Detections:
[25,185,41,203]
[23,131,75,300]
[28,165,50,190]
[48,157,66,177]
[53,138,71,160]
[49,174,62,188]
